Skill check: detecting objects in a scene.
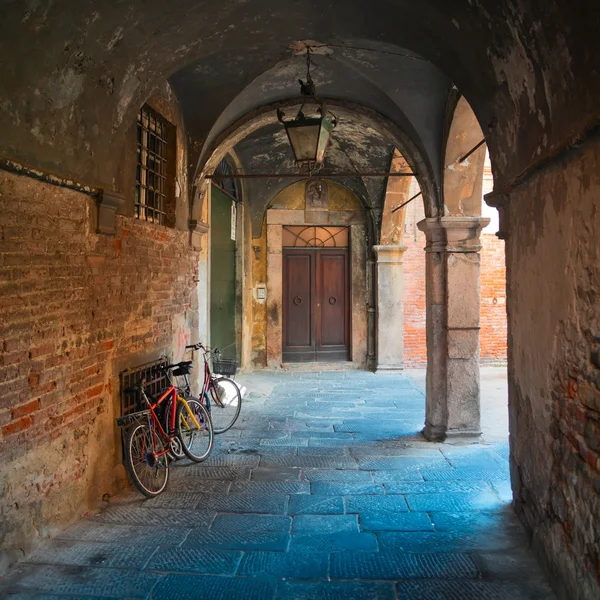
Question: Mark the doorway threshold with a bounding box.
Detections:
[281,361,364,371]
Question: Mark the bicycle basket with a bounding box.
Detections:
[212,356,238,377]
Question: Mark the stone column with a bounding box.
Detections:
[373,244,407,370]
[417,216,489,441]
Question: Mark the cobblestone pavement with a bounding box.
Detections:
[1,371,556,599]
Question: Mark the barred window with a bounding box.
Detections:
[135,106,174,225]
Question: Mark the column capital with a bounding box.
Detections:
[484,191,510,240]
[417,216,490,253]
[96,190,125,235]
[373,244,407,264]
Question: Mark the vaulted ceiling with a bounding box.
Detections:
[0,0,598,204]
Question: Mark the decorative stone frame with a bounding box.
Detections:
[264,207,368,368]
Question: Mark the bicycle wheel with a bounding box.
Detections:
[164,402,185,461]
[207,376,242,434]
[124,422,169,497]
[176,398,213,462]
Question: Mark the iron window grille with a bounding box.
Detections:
[135,106,175,225]
[282,225,349,248]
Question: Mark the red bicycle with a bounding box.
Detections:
[117,363,213,497]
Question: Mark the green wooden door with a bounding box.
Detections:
[210,185,237,356]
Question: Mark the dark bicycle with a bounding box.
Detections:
[175,343,242,434]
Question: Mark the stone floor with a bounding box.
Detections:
[1,369,556,599]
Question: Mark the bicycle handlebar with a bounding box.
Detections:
[185,343,220,356]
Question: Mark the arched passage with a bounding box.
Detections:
[0,3,598,598]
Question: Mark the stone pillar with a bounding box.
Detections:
[373,244,407,370]
[417,216,489,441]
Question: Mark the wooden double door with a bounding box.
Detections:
[282,248,350,362]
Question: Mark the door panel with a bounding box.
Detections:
[316,250,349,361]
[210,186,236,356]
[282,246,350,363]
[282,251,315,362]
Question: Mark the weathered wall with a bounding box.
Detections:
[250,180,368,368]
[508,136,600,600]
[0,169,201,570]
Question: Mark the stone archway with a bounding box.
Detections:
[247,180,369,369]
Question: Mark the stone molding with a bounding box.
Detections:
[96,190,125,235]
[373,244,407,264]
[189,218,209,249]
[484,192,510,240]
[417,216,490,253]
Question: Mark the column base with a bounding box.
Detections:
[422,422,482,443]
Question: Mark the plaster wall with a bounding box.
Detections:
[507,136,600,600]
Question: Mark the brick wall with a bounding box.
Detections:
[0,170,201,566]
[401,188,507,366]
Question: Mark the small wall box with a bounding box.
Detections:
[257,287,266,300]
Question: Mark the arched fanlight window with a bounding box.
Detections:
[213,157,239,201]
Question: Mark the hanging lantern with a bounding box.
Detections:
[277,48,337,171]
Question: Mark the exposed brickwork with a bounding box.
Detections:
[0,170,199,561]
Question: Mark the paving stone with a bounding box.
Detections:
[24,540,152,569]
[492,480,514,502]
[57,522,189,546]
[293,515,359,533]
[383,480,491,495]
[357,456,450,471]
[151,573,276,600]
[260,437,309,446]
[2,564,160,598]
[145,547,242,574]
[330,551,479,579]
[200,454,261,466]
[198,494,286,514]
[169,466,251,480]
[143,492,205,509]
[250,467,302,481]
[395,580,542,600]
[260,455,358,469]
[406,491,503,512]
[344,495,409,513]
[350,447,444,458]
[184,529,289,551]
[288,495,345,515]
[378,530,524,552]
[297,447,350,456]
[311,482,384,495]
[241,429,287,439]
[429,510,521,533]
[289,532,378,552]
[291,431,353,440]
[92,506,215,528]
[420,467,509,482]
[303,469,373,482]
[238,551,329,579]
[277,581,396,600]
[371,470,424,483]
[211,514,292,532]
[360,512,433,532]
[230,481,309,494]
[307,438,363,447]
[167,478,232,493]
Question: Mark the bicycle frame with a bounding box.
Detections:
[144,385,178,459]
[143,382,204,457]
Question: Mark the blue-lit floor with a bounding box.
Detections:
[2,371,555,599]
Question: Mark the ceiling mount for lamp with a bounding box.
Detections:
[277,47,337,174]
